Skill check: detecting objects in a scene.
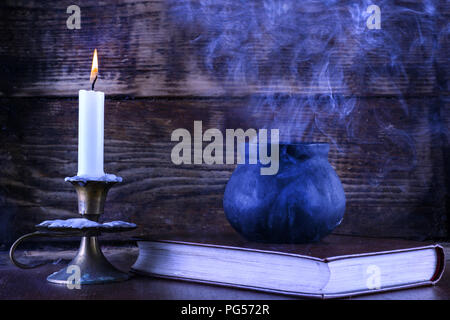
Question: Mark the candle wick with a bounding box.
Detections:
[91,76,97,91]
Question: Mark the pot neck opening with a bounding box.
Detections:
[242,142,330,160]
[284,143,329,159]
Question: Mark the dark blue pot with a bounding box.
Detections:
[223,143,345,243]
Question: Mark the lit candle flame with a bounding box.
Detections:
[90,49,98,85]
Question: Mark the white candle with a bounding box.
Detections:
[77,49,105,177]
[77,90,105,177]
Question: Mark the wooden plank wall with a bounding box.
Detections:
[0,0,448,244]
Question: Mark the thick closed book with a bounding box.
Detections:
[131,234,445,299]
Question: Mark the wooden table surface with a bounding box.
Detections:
[1,244,449,300]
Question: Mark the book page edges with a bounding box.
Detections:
[148,240,444,264]
[148,239,324,262]
[133,242,445,299]
[130,269,438,300]
[130,269,324,299]
[322,245,445,298]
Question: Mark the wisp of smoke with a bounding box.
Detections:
[168,0,448,185]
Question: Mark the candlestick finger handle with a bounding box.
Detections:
[9,231,79,269]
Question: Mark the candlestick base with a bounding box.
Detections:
[47,236,130,285]
[9,175,137,285]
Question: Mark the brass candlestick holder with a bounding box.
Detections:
[9,175,137,285]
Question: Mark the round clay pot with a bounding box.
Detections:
[223,142,345,243]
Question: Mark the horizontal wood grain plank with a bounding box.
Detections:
[0,0,447,97]
[0,96,447,240]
